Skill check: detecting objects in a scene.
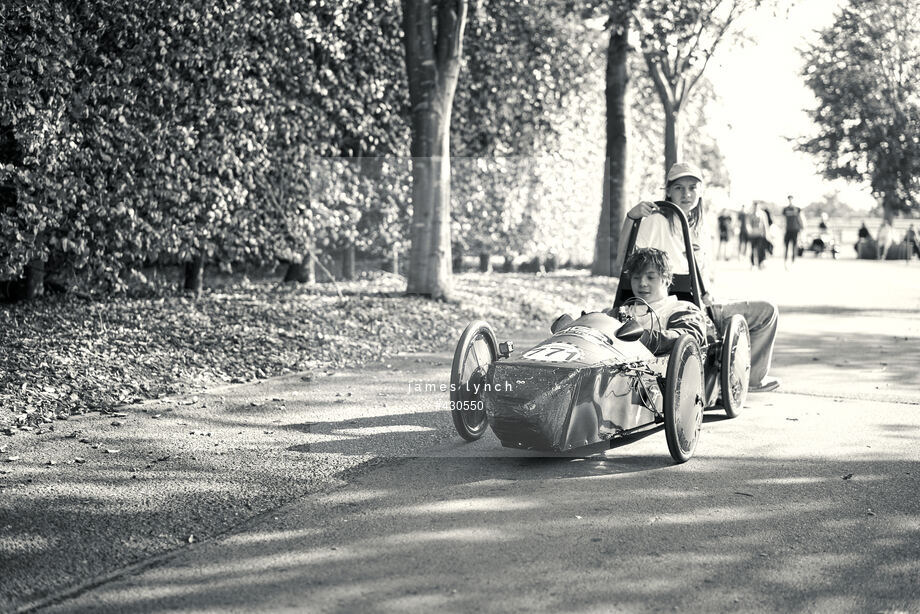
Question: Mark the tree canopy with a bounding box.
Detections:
[800,0,920,218]
[636,0,760,173]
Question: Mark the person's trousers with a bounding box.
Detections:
[712,300,778,386]
[749,237,766,266]
[784,231,799,260]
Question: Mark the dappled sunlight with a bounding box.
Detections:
[888,517,920,532]
[42,453,920,614]
[764,552,864,587]
[222,528,323,547]
[0,532,56,556]
[877,559,920,577]
[379,527,516,546]
[332,425,437,436]
[378,593,456,612]
[387,496,538,515]
[313,488,391,506]
[748,474,888,485]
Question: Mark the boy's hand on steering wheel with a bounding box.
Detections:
[627,201,659,220]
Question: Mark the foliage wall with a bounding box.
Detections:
[0,0,409,289]
[450,0,605,265]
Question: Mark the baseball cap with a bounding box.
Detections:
[666,162,703,185]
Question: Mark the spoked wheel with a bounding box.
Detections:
[663,334,704,464]
[450,320,498,441]
[720,314,751,418]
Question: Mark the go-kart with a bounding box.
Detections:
[449,201,751,463]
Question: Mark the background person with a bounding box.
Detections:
[782,195,805,266]
[717,209,734,260]
[877,219,894,259]
[854,221,873,256]
[747,202,768,269]
[616,162,780,392]
[737,207,749,260]
[905,224,919,262]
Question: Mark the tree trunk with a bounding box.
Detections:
[401,0,467,299]
[342,244,356,280]
[452,243,464,273]
[406,104,453,297]
[592,15,630,277]
[284,252,316,283]
[882,192,898,223]
[390,245,400,274]
[184,257,204,295]
[643,49,683,181]
[478,252,491,273]
[24,258,44,300]
[593,156,612,276]
[663,103,680,173]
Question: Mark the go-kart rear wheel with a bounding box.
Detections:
[720,314,751,418]
[663,334,704,464]
[450,320,498,441]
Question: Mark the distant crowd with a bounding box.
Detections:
[713,197,920,266]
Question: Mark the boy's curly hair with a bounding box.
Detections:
[623,247,673,285]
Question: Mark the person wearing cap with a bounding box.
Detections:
[614,161,781,393]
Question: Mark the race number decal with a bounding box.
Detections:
[521,343,583,363]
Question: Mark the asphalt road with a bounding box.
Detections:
[14,257,920,613]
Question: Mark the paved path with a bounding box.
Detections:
[11,257,920,613]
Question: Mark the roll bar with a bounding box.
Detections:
[611,200,708,311]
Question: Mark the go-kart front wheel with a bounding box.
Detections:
[663,334,704,463]
[720,314,751,418]
[450,321,498,441]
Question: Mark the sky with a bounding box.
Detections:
[707,0,877,210]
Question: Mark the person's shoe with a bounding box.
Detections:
[749,376,780,393]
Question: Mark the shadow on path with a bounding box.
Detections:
[48,454,920,614]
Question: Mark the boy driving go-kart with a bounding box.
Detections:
[605,247,709,356]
